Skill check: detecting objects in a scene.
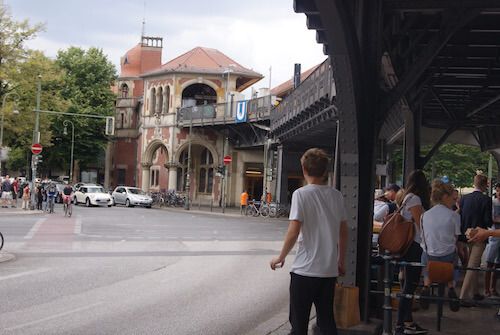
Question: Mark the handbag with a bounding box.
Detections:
[421,217,454,284]
[378,195,415,256]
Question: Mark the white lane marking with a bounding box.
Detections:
[0,268,50,282]
[23,218,46,239]
[4,302,104,331]
[74,216,82,235]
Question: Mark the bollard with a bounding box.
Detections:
[382,251,393,335]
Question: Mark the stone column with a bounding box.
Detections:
[141,162,152,192]
[166,163,178,190]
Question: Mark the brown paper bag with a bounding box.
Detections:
[334,284,361,328]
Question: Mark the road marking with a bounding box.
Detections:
[0,268,50,282]
[23,218,46,239]
[74,216,82,235]
[5,302,104,331]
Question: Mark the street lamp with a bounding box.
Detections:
[63,120,75,183]
[0,91,20,173]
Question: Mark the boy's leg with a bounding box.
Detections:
[289,273,313,335]
[313,277,337,335]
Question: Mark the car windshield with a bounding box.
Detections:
[87,187,105,193]
[128,188,145,195]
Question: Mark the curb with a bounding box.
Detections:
[0,252,16,263]
[0,209,44,216]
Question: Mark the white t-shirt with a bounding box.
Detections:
[374,200,389,222]
[401,193,423,243]
[420,204,461,257]
[289,184,347,278]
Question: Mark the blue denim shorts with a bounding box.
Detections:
[485,237,500,264]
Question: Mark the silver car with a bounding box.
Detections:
[112,186,152,208]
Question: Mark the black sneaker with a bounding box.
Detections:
[420,286,431,310]
[448,287,460,312]
[394,325,405,335]
[404,323,428,334]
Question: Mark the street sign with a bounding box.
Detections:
[223,155,232,165]
[31,143,43,155]
[235,101,247,123]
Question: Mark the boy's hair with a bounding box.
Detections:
[431,179,454,206]
[474,174,488,189]
[300,148,329,177]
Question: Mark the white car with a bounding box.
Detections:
[74,185,112,207]
[112,186,152,208]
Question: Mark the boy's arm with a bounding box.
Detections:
[338,220,348,276]
[270,220,301,270]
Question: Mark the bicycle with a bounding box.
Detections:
[63,198,72,217]
[245,200,270,217]
[47,195,55,213]
[0,231,4,251]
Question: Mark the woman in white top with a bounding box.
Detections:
[419,180,461,312]
[395,170,430,335]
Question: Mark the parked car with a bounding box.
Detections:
[74,185,112,207]
[112,186,153,208]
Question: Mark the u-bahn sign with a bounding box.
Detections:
[31,143,43,155]
[235,101,247,123]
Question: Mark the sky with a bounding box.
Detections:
[7,0,326,96]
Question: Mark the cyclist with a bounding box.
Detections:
[47,182,57,213]
[62,184,74,215]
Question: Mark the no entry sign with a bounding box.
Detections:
[31,143,43,155]
[223,155,232,165]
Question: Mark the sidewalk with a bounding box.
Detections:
[0,203,43,216]
[157,204,288,221]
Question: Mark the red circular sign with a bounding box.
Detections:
[31,143,43,155]
[223,155,232,165]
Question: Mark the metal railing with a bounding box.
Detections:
[176,96,271,127]
[270,59,333,134]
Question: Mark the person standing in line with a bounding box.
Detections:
[11,177,18,208]
[270,148,348,335]
[459,174,492,304]
[419,180,461,312]
[384,183,401,213]
[1,174,13,208]
[36,186,43,210]
[394,170,430,335]
[21,183,30,210]
[240,190,248,215]
[484,183,500,297]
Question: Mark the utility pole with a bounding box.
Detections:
[31,76,41,209]
[185,109,193,210]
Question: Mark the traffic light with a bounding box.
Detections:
[33,154,43,166]
[216,165,226,176]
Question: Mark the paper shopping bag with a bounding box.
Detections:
[334,284,361,328]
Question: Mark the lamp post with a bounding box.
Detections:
[0,92,20,173]
[63,120,75,183]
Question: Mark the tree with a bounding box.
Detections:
[50,47,117,171]
[0,3,44,97]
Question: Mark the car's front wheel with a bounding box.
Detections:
[85,198,91,207]
[125,199,131,207]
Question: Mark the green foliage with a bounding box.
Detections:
[390,144,498,188]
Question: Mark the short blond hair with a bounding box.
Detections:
[431,179,454,206]
[300,148,329,177]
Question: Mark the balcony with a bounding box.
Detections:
[176,96,272,127]
[270,60,336,140]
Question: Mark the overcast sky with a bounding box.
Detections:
[7,0,326,95]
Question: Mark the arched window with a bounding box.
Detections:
[165,86,170,114]
[198,148,214,193]
[150,87,156,116]
[121,84,129,98]
[157,86,163,114]
[177,150,189,191]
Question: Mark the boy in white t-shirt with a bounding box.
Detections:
[270,148,348,335]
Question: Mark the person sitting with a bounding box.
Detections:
[419,179,461,312]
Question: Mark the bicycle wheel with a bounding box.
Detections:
[0,232,3,251]
[260,206,270,217]
[269,207,277,218]
[250,206,259,217]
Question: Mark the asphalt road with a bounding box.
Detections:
[0,205,292,335]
